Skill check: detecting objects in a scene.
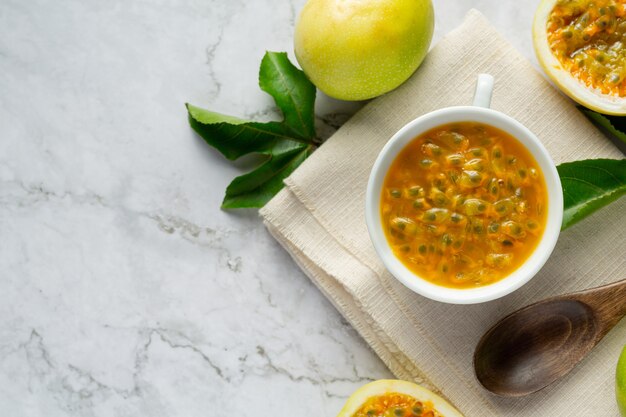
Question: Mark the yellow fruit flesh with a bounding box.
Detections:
[547,0,626,97]
[352,393,441,417]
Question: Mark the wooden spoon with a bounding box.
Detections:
[474,279,626,397]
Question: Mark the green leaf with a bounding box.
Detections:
[186,51,318,208]
[222,143,314,208]
[558,159,626,229]
[186,104,297,160]
[581,109,626,151]
[259,52,316,140]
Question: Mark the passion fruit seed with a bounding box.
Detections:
[413,198,429,209]
[451,212,464,223]
[423,143,442,156]
[408,185,424,197]
[446,154,464,166]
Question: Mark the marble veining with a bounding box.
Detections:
[1,0,549,415]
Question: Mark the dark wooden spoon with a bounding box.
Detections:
[474,279,626,397]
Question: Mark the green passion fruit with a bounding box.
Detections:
[617,345,626,416]
[294,0,434,101]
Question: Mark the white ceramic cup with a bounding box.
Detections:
[365,74,563,304]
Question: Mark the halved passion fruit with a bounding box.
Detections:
[336,380,463,417]
[533,0,626,115]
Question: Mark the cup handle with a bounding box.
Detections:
[472,74,494,108]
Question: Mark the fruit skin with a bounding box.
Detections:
[533,0,626,116]
[294,0,434,101]
[336,379,463,417]
[617,346,626,416]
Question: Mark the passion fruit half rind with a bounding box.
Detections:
[533,0,626,115]
[336,380,463,417]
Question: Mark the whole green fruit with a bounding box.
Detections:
[294,0,434,101]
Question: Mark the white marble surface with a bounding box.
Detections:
[0,0,558,415]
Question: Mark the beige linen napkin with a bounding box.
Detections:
[260,10,626,417]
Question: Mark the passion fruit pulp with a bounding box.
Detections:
[534,0,626,115]
[336,380,463,417]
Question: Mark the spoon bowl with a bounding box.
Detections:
[474,279,626,397]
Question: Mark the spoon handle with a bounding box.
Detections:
[577,278,626,334]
